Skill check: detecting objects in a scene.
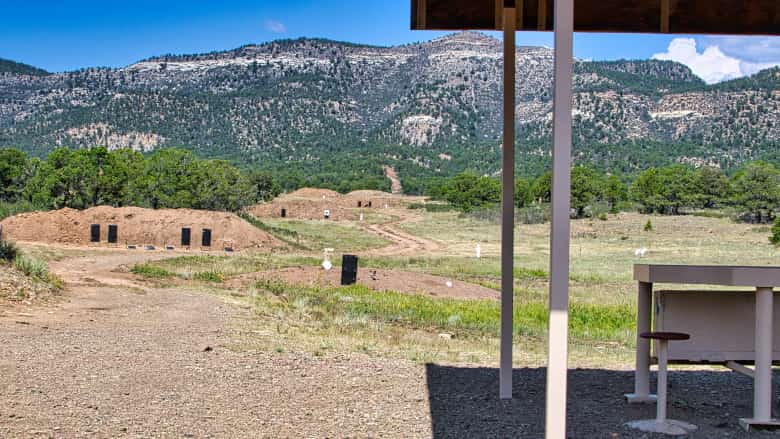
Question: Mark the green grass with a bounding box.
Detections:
[253,280,635,345]
[193,270,225,283]
[131,263,174,278]
[239,213,309,250]
[14,255,48,279]
[240,212,390,252]
[262,218,391,252]
[10,253,64,289]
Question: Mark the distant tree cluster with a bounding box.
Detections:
[430,161,780,223]
[0,147,281,213]
[631,162,780,223]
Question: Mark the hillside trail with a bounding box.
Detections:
[383,166,403,195]
[363,210,440,256]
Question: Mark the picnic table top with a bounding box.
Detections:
[634,264,780,287]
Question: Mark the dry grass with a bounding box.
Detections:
[131,209,776,369]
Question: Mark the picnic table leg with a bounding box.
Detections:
[626,281,655,403]
[740,287,779,430]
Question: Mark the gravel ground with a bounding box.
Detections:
[2,253,780,438]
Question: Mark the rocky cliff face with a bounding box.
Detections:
[0,32,777,173]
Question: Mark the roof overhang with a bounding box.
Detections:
[412,0,780,35]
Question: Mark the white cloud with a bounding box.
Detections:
[705,36,780,64]
[264,19,287,34]
[652,38,741,84]
[652,37,780,84]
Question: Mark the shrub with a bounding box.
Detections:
[131,263,173,278]
[462,206,502,224]
[0,200,38,222]
[644,219,654,232]
[583,201,610,219]
[771,217,780,246]
[193,271,225,283]
[14,255,49,279]
[517,204,551,225]
[0,238,19,262]
[408,202,455,212]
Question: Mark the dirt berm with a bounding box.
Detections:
[0,206,279,250]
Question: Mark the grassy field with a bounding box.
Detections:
[130,208,778,368]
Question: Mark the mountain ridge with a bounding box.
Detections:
[0,32,777,188]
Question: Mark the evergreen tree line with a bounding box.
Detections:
[2,146,778,225]
[428,162,780,223]
[0,147,281,214]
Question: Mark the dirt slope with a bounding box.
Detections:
[0,206,278,250]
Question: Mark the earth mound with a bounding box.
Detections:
[248,200,356,221]
[344,190,394,198]
[284,188,342,200]
[0,206,279,250]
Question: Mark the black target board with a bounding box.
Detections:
[341,255,359,286]
[107,225,118,243]
[181,228,191,246]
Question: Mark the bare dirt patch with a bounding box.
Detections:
[229,266,499,300]
[1,206,279,251]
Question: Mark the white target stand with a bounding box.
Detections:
[322,248,334,271]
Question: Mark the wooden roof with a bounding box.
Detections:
[412,0,780,35]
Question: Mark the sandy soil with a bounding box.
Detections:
[228,266,499,300]
[0,251,774,437]
[0,206,279,250]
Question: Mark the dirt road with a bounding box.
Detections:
[0,253,433,437]
[364,213,439,256]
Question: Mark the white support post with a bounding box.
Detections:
[545,0,574,435]
[739,286,780,430]
[656,340,668,422]
[626,281,656,403]
[499,2,517,401]
[754,287,773,422]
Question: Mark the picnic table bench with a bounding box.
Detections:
[626,264,780,431]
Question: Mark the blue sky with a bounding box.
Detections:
[1,0,779,82]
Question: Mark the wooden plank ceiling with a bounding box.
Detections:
[412,0,780,35]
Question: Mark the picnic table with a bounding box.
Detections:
[626,264,780,430]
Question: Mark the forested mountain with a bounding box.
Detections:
[0,32,778,190]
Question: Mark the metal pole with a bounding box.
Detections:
[499,1,517,400]
[545,0,574,434]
